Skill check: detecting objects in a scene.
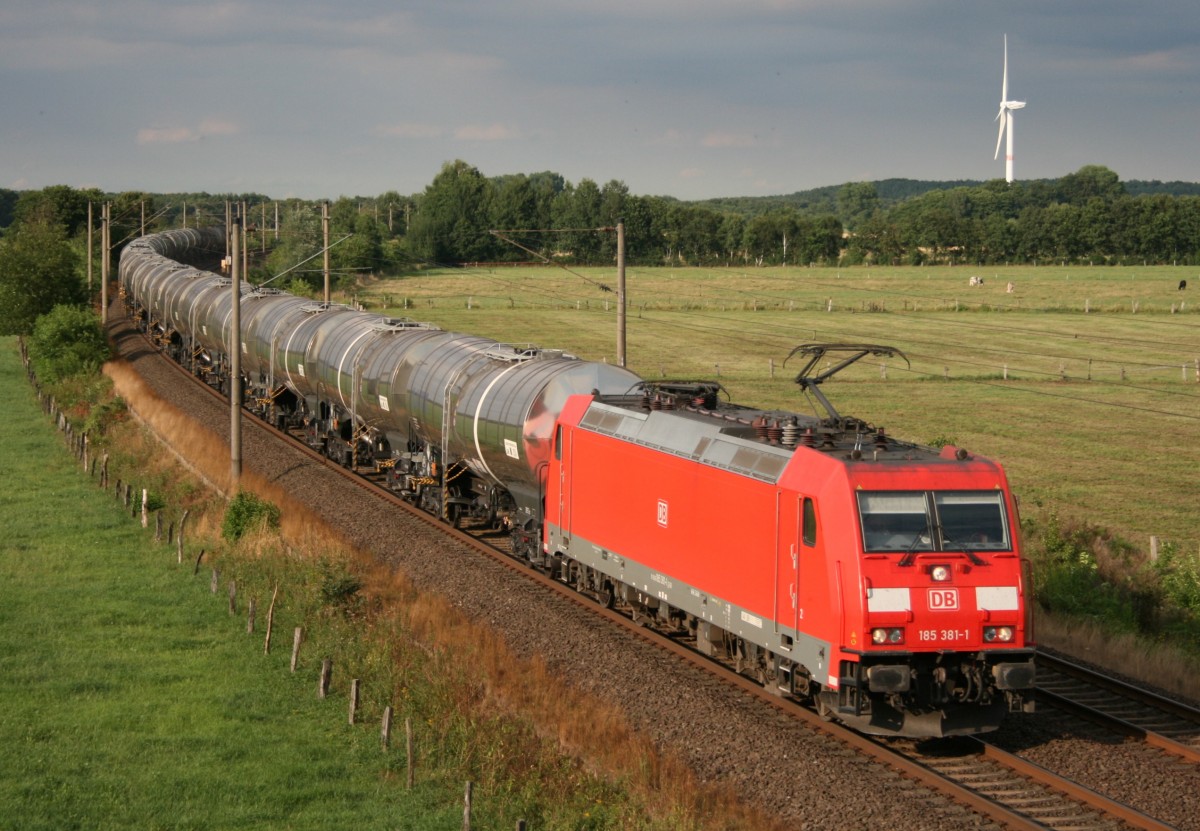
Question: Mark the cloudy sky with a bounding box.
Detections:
[3,0,1198,201]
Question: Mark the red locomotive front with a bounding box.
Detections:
[809,452,1035,736]
[543,368,1034,738]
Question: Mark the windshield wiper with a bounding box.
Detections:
[941,533,986,565]
[898,528,930,567]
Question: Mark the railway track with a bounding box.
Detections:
[888,735,1174,831]
[112,304,1191,831]
[1036,651,1200,764]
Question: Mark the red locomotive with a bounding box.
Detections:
[543,346,1035,737]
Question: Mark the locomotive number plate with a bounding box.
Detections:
[917,628,971,643]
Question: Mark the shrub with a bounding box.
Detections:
[317,558,364,616]
[1152,543,1200,615]
[82,395,128,437]
[1027,513,1140,633]
[221,491,281,542]
[28,305,110,382]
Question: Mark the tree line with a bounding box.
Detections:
[5,162,1200,333]
[340,161,1200,269]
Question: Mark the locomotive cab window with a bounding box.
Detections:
[858,490,1010,553]
[802,497,817,547]
[934,491,1010,550]
[859,492,932,552]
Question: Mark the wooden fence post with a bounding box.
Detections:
[406,717,414,788]
[463,781,473,831]
[263,584,279,654]
[381,706,393,750]
[228,580,237,615]
[246,596,257,634]
[177,509,189,564]
[210,568,219,594]
[290,627,303,672]
[349,679,360,724]
[318,658,332,698]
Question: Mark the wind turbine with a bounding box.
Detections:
[993,34,1026,183]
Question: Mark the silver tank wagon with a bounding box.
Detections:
[120,227,640,536]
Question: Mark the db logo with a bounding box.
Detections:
[928,588,959,611]
[656,500,669,528]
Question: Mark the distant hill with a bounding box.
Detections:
[689,177,1200,217]
[1122,180,1200,197]
[691,179,981,217]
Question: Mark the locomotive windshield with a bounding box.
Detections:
[858,490,1010,553]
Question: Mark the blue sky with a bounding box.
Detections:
[3,0,1198,200]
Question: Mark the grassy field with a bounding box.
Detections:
[356,263,1200,555]
[0,342,476,831]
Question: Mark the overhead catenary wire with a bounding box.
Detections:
[488,227,617,294]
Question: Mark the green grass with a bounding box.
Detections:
[0,341,464,831]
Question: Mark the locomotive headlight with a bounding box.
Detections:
[871,627,905,645]
[930,564,951,582]
[983,626,1015,643]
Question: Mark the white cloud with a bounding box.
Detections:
[453,123,520,142]
[198,119,238,137]
[136,119,239,145]
[137,127,197,145]
[374,123,445,139]
[702,132,759,149]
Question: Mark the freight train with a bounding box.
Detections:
[120,226,1035,738]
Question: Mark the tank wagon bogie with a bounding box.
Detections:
[120,230,1035,738]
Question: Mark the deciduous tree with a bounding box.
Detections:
[0,219,85,335]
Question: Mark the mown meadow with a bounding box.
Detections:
[362,263,1197,549]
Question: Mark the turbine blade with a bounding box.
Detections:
[1001,34,1009,102]
[994,111,1006,160]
